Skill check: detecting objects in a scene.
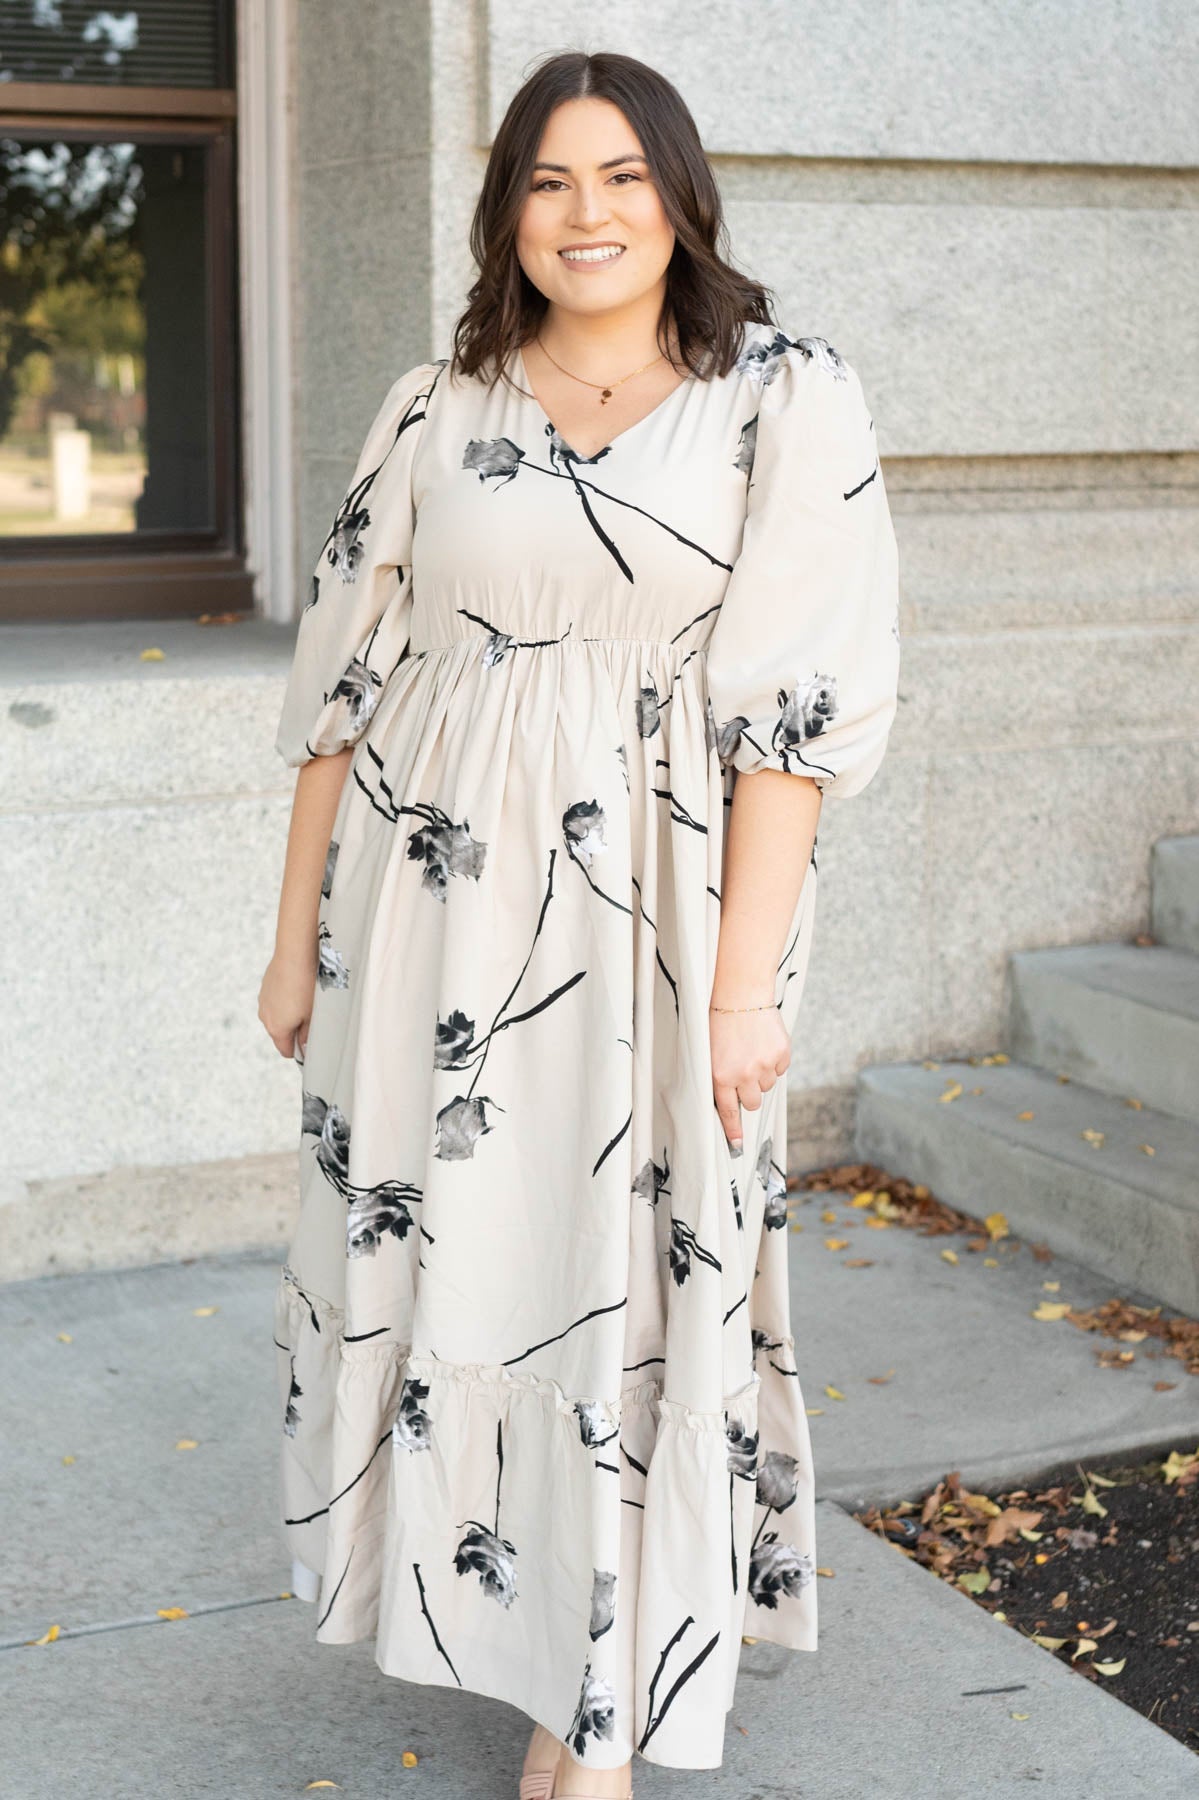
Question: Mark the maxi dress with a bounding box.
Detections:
[271,318,901,1771]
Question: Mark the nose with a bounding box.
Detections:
[566,182,613,230]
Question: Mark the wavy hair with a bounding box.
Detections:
[448,49,777,391]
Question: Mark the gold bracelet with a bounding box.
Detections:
[709,1000,778,1013]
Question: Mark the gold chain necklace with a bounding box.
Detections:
[534,334,668,405]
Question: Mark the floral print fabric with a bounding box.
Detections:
[272,319,900,1770]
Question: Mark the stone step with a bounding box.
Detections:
[1008,941,1199,1125]
[1151,832,1199,955]
[853,1058,1199,1314]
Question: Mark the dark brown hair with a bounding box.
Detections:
[448,49,777,391]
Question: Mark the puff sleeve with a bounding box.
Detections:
[274,359,443,769]
[705,336,900,800]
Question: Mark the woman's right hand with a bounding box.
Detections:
[258,950,317,1062]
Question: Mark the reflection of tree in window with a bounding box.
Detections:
[0,137,212,535]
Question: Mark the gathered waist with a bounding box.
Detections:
[406,631,710,659]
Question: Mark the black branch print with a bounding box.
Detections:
[432,846,587,1161]
[413,1561,462,1686]
[453,1419,518,1608]
[724,1400,761,1596]
[462,429,735,584]
[668,1216,722,1286]
[317,1546,353,1630]
[310,379,433,603]
[498,1296,628,1369]
[752,1327,800,1378]
[284,1426,392,1527]
[637,1615,722,1753]
[628,873,680,1020]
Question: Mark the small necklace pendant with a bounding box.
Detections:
[600,388,612,403]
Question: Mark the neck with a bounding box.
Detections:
[535,293,679,378]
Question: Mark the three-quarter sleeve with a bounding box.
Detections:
[274,358,443,769]
[705,335,900,801]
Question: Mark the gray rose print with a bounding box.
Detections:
[725,1415,760,1479]
[346,1179,424,1258]
[453,1522,519,1607]
[329,503,371,581]
[756,1136,788,1230]
[316,921,349,990]
[563,798,608,869]
[454,1419,518,1607]
[589,1568,617,1640]
[568,1664,617,1757]
[302,1093,430,1255]
[283,1356,302,1437]
[631,1148,671,1209]
[747,1534,815,1610]
[433,1093,504,1161]
[574,1399,619,1450]
[712,667,844,780]
[756,1450,799,1512]
[407,812,488,903]
[636,677,666,741]
[324,656,383,742]
[736,329,847,388]
[350,748,489,902]
[392,1375,432,1451]
[746,1449,812,1609]
[734,412,757,476]
[321,838,339,898]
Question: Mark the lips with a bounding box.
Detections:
[559,245,625,263]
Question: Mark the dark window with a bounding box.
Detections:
[0,1,250,620]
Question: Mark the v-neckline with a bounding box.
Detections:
[513,342,697,462]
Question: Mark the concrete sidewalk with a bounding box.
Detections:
[1,1207,1196,1795]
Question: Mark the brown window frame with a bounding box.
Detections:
[0,82,252,622]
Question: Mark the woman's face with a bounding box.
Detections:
[515,97,676,319]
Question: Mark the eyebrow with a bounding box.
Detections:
[531,153,648,173]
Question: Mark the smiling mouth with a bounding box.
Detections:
[558,245,625,264]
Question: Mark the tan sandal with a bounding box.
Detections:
[547,1756,633,1800]
[518,1723,563,1798]
[519,1739,633,1799]
[518,1774,558,1800]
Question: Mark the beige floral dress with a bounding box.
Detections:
[272,318,900,1771]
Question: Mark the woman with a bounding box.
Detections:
[258,48,899,1800]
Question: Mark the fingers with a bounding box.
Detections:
[712,1082,742,1154]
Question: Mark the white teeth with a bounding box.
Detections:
[560,246,624,263]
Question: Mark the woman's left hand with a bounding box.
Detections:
[709,1001,792,1155]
